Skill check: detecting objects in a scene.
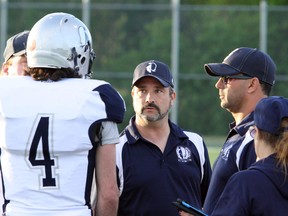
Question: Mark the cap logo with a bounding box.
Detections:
[146,62,157,73]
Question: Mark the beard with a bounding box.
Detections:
[138,102,170,122]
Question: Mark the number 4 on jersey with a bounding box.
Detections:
[28,115,57,188]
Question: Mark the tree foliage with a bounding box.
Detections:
[3,1,288,135]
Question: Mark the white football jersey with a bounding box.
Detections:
[0,76,125,216]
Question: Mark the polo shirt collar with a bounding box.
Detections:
[229,111,254,136]
[125,116,188,144]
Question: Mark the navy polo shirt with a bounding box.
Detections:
[203,112,257,214]
[116,116,212,216]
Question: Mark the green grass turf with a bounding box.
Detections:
[203,135,225,166]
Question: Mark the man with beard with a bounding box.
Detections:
[202,47,276,214]
[116,60,212,216]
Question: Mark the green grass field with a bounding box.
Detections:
[207,146,221,166]
[203,135,225,166]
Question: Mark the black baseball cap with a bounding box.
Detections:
[253,96,288,134]
[204,47,276,86]
[132,60,174,88]
[3,30,30,63]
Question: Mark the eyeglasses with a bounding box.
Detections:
[249,126,256,138]
[220,75,252,85]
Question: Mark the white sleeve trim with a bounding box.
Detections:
[184,131,205,181]
[236,131,253,170]
[116,135,127,195]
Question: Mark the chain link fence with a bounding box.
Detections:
[1,2,288,136]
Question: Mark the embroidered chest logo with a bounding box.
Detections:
[176,146,192,162]
[146,62,157,73]
[220,144,233,160]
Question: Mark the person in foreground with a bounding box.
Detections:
[203,47,276,214]
[1,30,30,76]
[179,96,288,216]
[116,60,212,216]
[211,96,288,215]
[0,12,125,216]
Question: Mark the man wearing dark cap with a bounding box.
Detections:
[1,30,29,76]
[211,96,288,215]
[116,60,212,216]
[203,47,276,214]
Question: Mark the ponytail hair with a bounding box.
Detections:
[274,118,288,176]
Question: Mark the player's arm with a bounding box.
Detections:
[94,121,120,216]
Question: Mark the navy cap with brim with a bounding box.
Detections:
[132,60,174,88]
[204,63,242,77]
[203,47,276,86]
[133,74,171,87]
[3,30,30,63]
[254,96,288,134]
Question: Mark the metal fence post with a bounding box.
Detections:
[171,0,180,124]
[260,0,267,52]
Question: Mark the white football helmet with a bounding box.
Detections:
[27,12,95,78]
